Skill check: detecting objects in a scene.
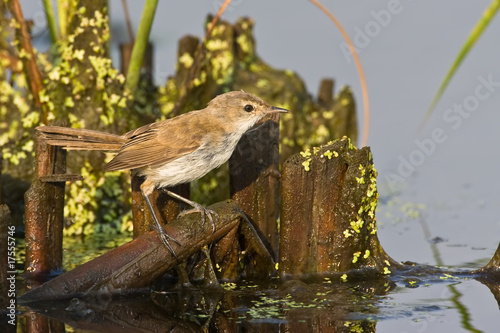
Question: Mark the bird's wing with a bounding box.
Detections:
[105,113,206,171]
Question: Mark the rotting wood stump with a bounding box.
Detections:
[280,137,401,279]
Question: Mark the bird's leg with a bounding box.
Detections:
[164,190,218,233]
[141,190,180,257]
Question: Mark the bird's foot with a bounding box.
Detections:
[151,222,181,257]
[177,202,219,233]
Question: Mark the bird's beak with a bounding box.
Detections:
[266,106,289,114]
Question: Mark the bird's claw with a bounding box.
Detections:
[151,222,181,257]
[177,203,218,233]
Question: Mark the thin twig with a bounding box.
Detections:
[8,0,48,124]
[309,0,370,147]
[121,0,135,43]
[203,0,232,43]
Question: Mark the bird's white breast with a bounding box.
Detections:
[139,126,249,188]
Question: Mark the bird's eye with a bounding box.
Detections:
[244,104,254,112]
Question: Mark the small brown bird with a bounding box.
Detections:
[37,91,288,256]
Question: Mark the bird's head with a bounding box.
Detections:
[207,91,289,131]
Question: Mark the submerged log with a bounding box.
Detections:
[19,200,241,302]
[280,137,401,278]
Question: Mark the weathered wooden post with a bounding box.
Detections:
[229,114,281,257]
[23,135,68,278]
[211,114,281,281]
[18,138,67,333]
[130,172,149,237]
[280,137,401,279]
[318,78,335,107]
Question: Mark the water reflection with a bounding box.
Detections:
[18,278,394,332]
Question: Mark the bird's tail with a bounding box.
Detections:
[36,126,125,151]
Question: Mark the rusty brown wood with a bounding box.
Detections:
[280,138,400,278]
[25,312,64,333]
[238,219,277,279]
[24,136,66,278]
[215,115,280,281]
[229,115,281,258]
[19,200,241,302]
[318,78,334,107]
[130,171,148,237]
[212,224,240,280]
